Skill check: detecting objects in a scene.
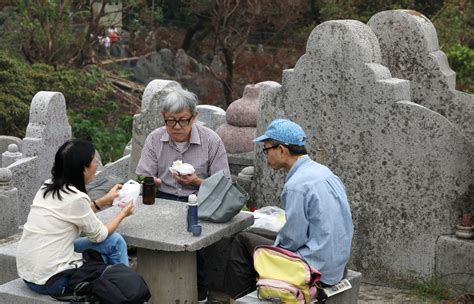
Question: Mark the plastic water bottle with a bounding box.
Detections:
[187,194,198,232]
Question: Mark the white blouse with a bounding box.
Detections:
[17,183,108,284]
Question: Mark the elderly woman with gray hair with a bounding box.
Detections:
[136,85,230,302]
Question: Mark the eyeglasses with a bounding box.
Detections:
[262,145,280,155]
[164,116,193,128]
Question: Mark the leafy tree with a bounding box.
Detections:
[0,0,154,67]
[447,43,474,93]
[69,105,133,162]
[0,0,104,66]
[176,0,306,106]
[0,51,132,162]
[431,0,474,49]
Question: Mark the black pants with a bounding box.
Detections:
[155,190,189,202]
[223,229,349,299]
[156,190,207,293]
[223,229,277,299]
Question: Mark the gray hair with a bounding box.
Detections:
[160,87,198,114]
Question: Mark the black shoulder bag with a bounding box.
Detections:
[46,249,151,303]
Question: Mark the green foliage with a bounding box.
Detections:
[69,109,133,163]
[153,6,164,25]
[0,1,85,65]
[123,1,163,32]
[0,51,132,162]
[123,10,143,33]
[0,93,30,137]
[447,44,474,93]
[106,63,134,79]
[0,51,40,137]
[432,0,474,50]
[411,278,452,301]
[2,0,473,163]
[136,175,145,184]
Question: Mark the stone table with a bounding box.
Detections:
[98,198,254,303]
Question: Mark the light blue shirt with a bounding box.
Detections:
[274,155,353,285]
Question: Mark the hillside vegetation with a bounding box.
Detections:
[0,0,472,162]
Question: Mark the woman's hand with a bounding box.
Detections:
[173,173,202,187]
[120,201,134,218]
[93,184,123,211]
[105,201,134,235]
[101,184,123,206]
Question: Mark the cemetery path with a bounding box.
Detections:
[358,283,474,303]
[208,283,473,303]
[359,283,422,303]
[2,234,470,303]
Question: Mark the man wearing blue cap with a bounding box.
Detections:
[224,119,353,300]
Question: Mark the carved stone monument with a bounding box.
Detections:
[253,18,473,285]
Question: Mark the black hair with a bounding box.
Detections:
[266,139,308,155]
[42,139,95,200]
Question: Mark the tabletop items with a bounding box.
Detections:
[113,180,140,208]
[187,194,198,233]
[142,177,156,205]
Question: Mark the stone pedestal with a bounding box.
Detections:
[228,151,255,176]
[0,168,19,238]
[436,236,474,296]
[217,82,278,154]
[236,166,255,209]
[2,144,22,168]
[137,248,197,303]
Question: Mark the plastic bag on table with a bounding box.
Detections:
[249,206,286,233]
[113,180,141,208]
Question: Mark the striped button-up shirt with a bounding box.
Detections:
[136,124,230,197]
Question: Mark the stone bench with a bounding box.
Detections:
[0,238,19,285]
[0,278,62,303]
[235,270,362,304]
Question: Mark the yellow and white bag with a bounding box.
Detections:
[253,245,321,303]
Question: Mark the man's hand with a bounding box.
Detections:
[173,173,202,187]
[153,177,162,187]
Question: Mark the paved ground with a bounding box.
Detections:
[358,283,422,303]
[208,283,474,303]
[207,284,421,303]
[3,235,471,303]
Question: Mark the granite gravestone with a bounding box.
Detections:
[253,19,473,284]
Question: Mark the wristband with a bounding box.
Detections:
[93,200,101,211]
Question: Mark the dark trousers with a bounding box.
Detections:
[223,229,276,299]
[223,229,348,299]
[155,190,189,202]
[156,190,208,293]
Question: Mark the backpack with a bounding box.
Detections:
[253,245,321,303]
[88,263,151,304]
[48,249,151,303]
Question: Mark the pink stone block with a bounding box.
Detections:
[216,124,257,154]
[226,84,261,127]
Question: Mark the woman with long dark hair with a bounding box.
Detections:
[16,138,134,297]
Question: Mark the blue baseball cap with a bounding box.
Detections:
[254,119,307,146]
